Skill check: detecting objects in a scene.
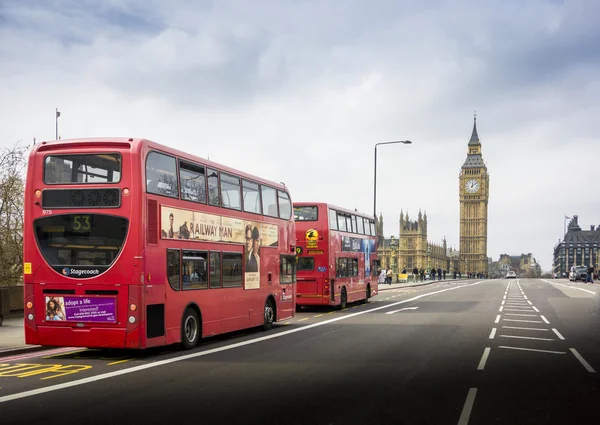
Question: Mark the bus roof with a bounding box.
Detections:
[33,137,289,191]
[293,201,373,220]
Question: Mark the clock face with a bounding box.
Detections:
[465,179,480,193]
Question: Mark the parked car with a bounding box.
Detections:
[506,271,517,279]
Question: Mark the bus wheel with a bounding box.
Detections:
[363,284,371,303]
[263,299,275,331]
[181,308,200,350]
[340,287,347,310]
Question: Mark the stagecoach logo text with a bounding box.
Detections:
[62,268,100,277]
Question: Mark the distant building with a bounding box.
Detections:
[376,210,459,274]
[553,216,600,277]
[495,253,541,278]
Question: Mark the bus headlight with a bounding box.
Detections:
[128,316,136,324]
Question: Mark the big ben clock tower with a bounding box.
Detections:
[459,114,490,277]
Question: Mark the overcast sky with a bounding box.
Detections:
[1,0,599,271]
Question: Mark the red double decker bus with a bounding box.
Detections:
[23,138,296,350]
[293,202,378,309]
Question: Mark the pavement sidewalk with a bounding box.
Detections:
[0,317,45,356]
[377,278,470,291]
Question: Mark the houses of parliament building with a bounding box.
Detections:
[377,116,490,276]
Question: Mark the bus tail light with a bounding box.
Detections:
[324,278,329,283]
[122,188,130,196]
[127,296,139,332]
[324,283,330,296]
[27,301,33,309]
[34,190,41,198]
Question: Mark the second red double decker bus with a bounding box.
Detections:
[293,202,379,309]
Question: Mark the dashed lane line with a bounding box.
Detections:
[502,318,544,324]
[552,328,565,340]
[570,348,596,373]
[477,347,491,370]
[498,346,565,355]
[457,388,477,425]
[502,326,548,331]
[498,335,554,341]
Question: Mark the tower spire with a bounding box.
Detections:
[469,111,480,146]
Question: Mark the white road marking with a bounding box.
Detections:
[503,318,544,323]
[0,280,488,404]
[505,313,537,317]
[489,328,497,339]
[501,300,505,305]
[503,295,506,300]
[502,326,548,331]
[385,307,419,315]
[552,328,565,340]
[494,315,501,323]
[541,279,596,295]
[457,388,478,425]
[477,347,491,370]
[503,308,533,312]
[532,306,540,313]
[540,315,550,324]
[523,295,528,300]
[498,346,565,354]
[499,306,504,312]
[526,300,533,305]
[570,348,596,373]
[498,335,554,341]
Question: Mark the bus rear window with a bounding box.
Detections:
[34,214,128,278]
[45,154,121,184]
[297,257,314,271]
[294,206,318,221]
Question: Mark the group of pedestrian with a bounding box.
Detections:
[378,268,394,284]
[411,267,447,281]
[586,265,595,284]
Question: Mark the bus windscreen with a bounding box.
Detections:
[34,214,128,278]
[294,206,318,221]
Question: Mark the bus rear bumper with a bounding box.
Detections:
[35,326,132,349]
[296,296,331,307]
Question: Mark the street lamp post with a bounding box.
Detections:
[373,140,412,219]
[390,235,398,275]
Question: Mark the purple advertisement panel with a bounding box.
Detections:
[45,296,117,323]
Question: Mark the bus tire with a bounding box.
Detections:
[263,298,275,331]
[181,307,200,350]
[339,287,347,310]
[362,284,371,303]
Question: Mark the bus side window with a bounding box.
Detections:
[336,258,348,277]
[207,168,220,206]
[167,249,181,291]
[146,152,178,198]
